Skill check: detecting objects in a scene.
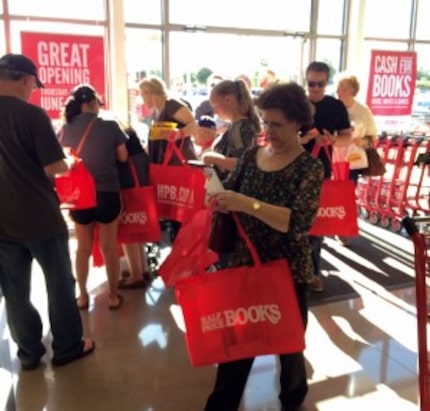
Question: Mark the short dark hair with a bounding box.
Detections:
[256,82,313,129]
[306,61,330,78]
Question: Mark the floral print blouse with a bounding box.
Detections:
[224,147,324,284]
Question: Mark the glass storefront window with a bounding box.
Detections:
[9,21,105,51]
[414,44,430,93]
[416,0,430,41]
[0,22,5,55]
[125,28,162,82]
[123,0,161,25]
[169,0,311,32]
[170,32,306,86]
[8,0,105,21]
[317,0,346,36]
[363,0,413,39]
[315,38,343,79]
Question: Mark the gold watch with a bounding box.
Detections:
[252,200,261,211]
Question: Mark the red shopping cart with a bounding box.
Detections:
[358,135,430,232]
[402,215,430,411]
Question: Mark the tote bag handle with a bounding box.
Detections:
[162,136,187,166]
[197,203,262,274]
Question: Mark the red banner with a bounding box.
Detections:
[20,32,105,119]
[366,50,417,116]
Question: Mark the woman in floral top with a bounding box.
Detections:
[204,83,324,411]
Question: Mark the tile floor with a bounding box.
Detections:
[0,219,425,411]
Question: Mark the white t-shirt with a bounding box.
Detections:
[348,100,378,139]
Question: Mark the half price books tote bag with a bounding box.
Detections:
[175,213,305,366]
[55,118,97,210]
[149,140,206,223]
[310,144,359,236]
[117,159,161,244]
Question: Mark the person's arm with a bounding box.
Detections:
[333,127,352,147]
[161,105,197,140]
[214,158,324,233]
[44,159,70,176]
[214,190,291,232]
[116,143,128,163]
[202,152,237,171]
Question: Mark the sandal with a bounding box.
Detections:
[108,294,124,310]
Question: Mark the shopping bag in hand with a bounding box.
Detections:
[176,213,305,366]
[310,144,358,236]
[118,160,161,244]
[158,208,218,287]
[149,140,206,223]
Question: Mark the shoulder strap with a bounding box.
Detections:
[75,117,97,155]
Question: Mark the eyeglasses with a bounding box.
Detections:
[307,81,326,88]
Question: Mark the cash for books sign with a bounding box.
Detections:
[366,50,417,117]
[20,32,105,119]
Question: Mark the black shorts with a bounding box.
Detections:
[70,191,122,225]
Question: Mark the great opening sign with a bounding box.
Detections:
[366,50,417,116]
[20,32,106,119]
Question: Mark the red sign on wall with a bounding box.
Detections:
[366,50,417,116]
[20,32,106,119]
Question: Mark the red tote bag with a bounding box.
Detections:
[149,140,206,223]
[55,118,97,210]
[118,160,161,244]
[175,213,305,367]
[54,157,97,210]
[309,144,358,236]
[158,208,218,287]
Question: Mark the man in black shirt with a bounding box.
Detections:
[301,61,351,292]
[0,53,95,369]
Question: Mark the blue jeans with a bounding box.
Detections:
[0,232,83,365]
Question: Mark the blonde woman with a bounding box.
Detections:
[203,79,261,181]
[138,76,197,165]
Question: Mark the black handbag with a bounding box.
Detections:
[208,147,257,254]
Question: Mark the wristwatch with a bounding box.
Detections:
[252,200,261,211]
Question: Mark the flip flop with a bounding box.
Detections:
[52,338,96,367]
[108,294,124,310]
[118,278,149,290]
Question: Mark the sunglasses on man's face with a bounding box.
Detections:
[307,81,326,88]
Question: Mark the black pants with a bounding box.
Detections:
[309,235,322,277]
[204,283,309,411]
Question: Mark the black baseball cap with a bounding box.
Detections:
[0,53,44,88]
[71,84,104,105]
[198,116,216,130]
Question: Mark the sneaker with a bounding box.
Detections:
[308,276,324,292]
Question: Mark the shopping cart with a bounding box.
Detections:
[358,135,430,232]
[402,215,430,411]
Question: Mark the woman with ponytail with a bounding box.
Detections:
[202,79,261,181]
[60,84,128,310]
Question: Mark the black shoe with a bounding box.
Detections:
[21,358,42,371]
